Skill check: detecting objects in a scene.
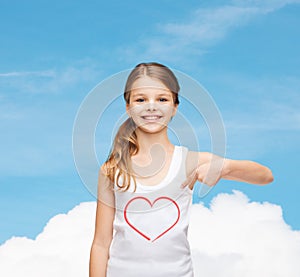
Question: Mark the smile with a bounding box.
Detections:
[141,116,162,120]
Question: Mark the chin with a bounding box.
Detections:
[137,125,167,134]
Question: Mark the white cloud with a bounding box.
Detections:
[1,190,299,277]
[0,59,104,95]
[160,6,257,45]
[189,190,300,276]
[119,0,300,64]
[0,202,95,277]
[232,0,300,11]
[0,70,55,78]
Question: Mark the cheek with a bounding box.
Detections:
[128,105,144,115]
[160,105,174,114]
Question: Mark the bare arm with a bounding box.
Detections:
[221,158,274,185]
[89,165,115,277]
[183,151,274,188]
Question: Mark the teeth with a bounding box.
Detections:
[143,116,160,119]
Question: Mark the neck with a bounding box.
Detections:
[134,128,174,156]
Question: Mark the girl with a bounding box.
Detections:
[89,62,274,277]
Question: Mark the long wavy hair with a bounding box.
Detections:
[102,62,180,193]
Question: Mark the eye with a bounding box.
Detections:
[159,98,168,102]
[135,98,144,102]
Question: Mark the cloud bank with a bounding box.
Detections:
[1,190,299,277]
[189,190,300,276]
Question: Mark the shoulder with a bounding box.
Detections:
[99,162,116,189]
[185,150,213,176]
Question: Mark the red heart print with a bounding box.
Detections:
[124,196,180,242]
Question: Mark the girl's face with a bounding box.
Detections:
[126,76,178,134]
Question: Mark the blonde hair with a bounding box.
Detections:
[102,62,180,192]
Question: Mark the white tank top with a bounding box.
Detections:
[106,145,195,277]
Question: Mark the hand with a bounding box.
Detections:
[181,160,224,188]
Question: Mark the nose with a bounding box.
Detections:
[146,100,157,111]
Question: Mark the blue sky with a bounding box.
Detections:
[0,0,300,245]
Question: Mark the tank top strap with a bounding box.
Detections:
[177,145,189,183]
